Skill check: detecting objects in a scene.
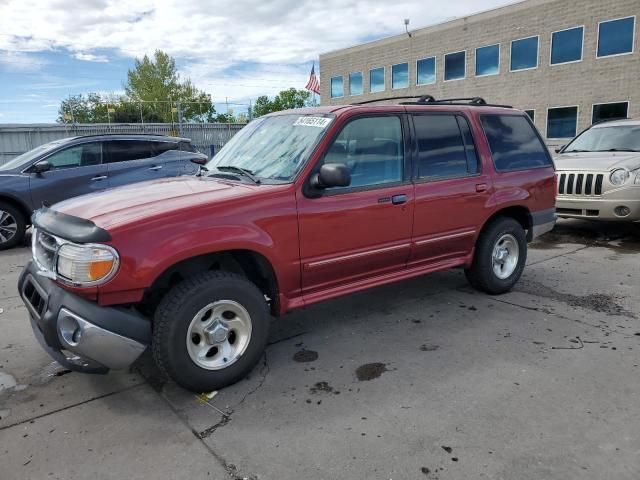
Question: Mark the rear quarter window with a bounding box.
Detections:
[480,114,552,172]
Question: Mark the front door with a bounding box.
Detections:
[297,115,414,298]
[29,142,108,208]
[408,113,491,266]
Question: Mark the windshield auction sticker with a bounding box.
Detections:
[293,116,332,128]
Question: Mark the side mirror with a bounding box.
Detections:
[33,160,51,174]
[311,163,351,189]
[190,157,207,166]
[554,145,565,154]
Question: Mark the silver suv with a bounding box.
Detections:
[554,119,640,222]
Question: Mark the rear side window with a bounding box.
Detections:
[413,114,479,179]
[179,141,197,153]
[104,141,153,163]
[480,115,552,172]
[152,141,179,155]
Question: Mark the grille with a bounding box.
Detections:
[557,172,604,196]
[33,229,60,275]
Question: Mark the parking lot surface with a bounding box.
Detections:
[1,219,639,480]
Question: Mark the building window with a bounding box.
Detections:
[369,67,385,93]
[349,72,363,96]
[414,114,479,179]
[551,26,584,64]
[510,36,539,71]
[592,102,629,124]
[547,106,579,138]
[444,51,466,81]
[416,57,436,85]
[330,76,343,98]
[524,110,535,122]
[475,44,500,76]
[598,16,636,57]
[392,63,409,89]
[481,115,552,172]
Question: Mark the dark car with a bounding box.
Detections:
[18,97,556,392]
[0,134,207,249]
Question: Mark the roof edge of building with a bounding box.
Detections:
[319,0,553,60]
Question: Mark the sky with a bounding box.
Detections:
[0,0,516,123]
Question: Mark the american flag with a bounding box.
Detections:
[305,64,320,95]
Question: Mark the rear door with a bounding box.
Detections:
[104,140,165,188]
[29,141,108,207]
[408,113,491,267]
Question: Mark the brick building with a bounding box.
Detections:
[319,0,638,144]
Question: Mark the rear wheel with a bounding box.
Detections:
[152,271,270,392]
[465,217,527,295]
[0,202,26,250]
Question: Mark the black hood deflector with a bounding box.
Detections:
[32,207,111,243]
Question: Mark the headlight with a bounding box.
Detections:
[634,170,640,185]
[56,243,119,285]
[610,169,630,186]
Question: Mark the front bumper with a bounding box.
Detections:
[556,197,640,221]
[18,261,151,373]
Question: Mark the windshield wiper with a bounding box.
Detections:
[214,165,261,184]
[594,148,639,152]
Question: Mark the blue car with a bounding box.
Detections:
[0,134,207,249]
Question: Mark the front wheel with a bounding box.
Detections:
[465,217,527,295]
[152,271,270,392]
[0,202,26,250]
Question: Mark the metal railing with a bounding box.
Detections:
[0,122,244,165]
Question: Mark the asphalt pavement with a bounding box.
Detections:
[1,219,639,480]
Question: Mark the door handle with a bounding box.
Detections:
[391,194,408,205]
[475,183,488,192]
[149,165,163,171]
[91,175,108,181]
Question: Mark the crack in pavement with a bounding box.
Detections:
[0,383,144,431]
[150,353,270,479]
[197,351,271,440]
[527,245,591,266]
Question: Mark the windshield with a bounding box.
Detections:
[563,125,640,153]
[206,114,334,181]
[0,140,66,171]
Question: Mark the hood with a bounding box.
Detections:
[554,151,640,172]
[53,176,265,229]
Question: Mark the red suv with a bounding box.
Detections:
[18,97,556,392]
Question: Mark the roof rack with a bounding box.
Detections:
[353,95,512,108]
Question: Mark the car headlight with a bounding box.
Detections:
[610,168,630,186]
[634,170,640,185]
[56,243,119,285]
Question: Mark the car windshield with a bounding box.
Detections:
[563,125,640,153]
[205,113,334,182]
[0,140,66,171]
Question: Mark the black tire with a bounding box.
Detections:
[465,216,527,295]
[0,201,26,250]
[152,271,270,392]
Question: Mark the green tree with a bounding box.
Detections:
[57,93,109,123]
[125,50,216,123]
[250,88,312,118]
